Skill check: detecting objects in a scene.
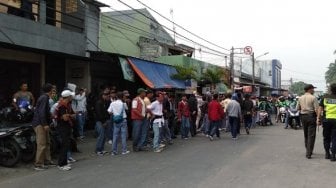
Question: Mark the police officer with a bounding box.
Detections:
[297,84,319,159]
[317,83,336,161]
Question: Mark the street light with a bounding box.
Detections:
[252,52,269,85]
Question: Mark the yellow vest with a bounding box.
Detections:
[324,98,336,119]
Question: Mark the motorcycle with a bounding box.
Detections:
[0,126,22,167]
[279,107,287,123]
[0,124,36,167]
[258,110,269,126]
[288,108,301,129]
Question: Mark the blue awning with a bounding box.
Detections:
[127,57,185,89]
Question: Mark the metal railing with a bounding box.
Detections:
[0,1,84,33]
[0,1,39,21]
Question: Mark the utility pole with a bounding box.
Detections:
[252,52,255,85]
[230,47,234,90]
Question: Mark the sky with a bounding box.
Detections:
[100,0,336,91]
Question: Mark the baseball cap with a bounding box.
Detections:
[123,90,130,96]
[137,88,147,94]
[304,84,316,91]
[61,90,75,98]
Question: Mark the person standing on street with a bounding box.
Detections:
[208,94,224,141]
[221,93,232,132]
[317,83,336,161]
[242,94,254,135]
[147,92,165,153]
[297,84,319,159]
[94,92,110,156]
[226,94,242,140]
[32,83,55,170]
[72,88,87,140]
[109,92,130,156]
[131,88,147,152]
[188,93,198,137]
[178,95,191,139]
[56,90,76,171]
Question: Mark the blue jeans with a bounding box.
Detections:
[181,116,190,138]
[201,114,210,135]
[209,120,221,137]
[132,119,146,149]
[76,113,86,137]
[229,117,239,138]
[112,119,128,153]
[107,117,114,141]
[153,122,161,150]
[95,121,106,152]
[160,119,172,142]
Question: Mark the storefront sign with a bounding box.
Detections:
[119,57,135,82]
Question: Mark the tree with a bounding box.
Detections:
[201,68,228,92]
[289,81,307,95]
[325,63,336,84]
[171,65,198,81]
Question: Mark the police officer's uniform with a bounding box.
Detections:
[319,94,336,161]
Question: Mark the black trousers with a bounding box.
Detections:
[57,125,71,167]
[300,114,317,156]
[323,120,336,154]
[190,114,197,136]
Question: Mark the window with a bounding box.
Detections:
[65,0,77,13]
[0,0,39,21]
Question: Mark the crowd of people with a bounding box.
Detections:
[8,81,336,171]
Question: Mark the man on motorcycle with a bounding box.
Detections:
[285,96,300,129]
[258,96,273,125]
[276,96,289,123]
[12,82,35,110]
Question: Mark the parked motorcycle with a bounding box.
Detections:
[0,126,22,167]
[288,108,301,129]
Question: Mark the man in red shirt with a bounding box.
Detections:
[208,94,224,141]
[178,95,191,139]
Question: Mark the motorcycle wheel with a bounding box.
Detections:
[0,139,22,167]
[21,141,36,163]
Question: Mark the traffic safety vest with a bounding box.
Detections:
[324,98,336,119]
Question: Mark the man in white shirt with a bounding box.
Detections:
[72,88,87,139]
[108,92,130,155]
[147,92,165,153]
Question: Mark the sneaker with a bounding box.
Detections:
[209,136,214,141]
[58,165,71,171]
[232,137,238,140]
[159,144,166,148]
[108,140,113,145]
[154,148,163,153]
[122,151,130,155]
[67,157,76,163]
[96,151,108,156]
[111,152,117,156]
[34,165,48,171]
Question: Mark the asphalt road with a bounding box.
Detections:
[0,124,335,188]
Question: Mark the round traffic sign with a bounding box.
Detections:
[244,46,253,55]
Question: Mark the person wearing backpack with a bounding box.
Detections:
[56,90,76,171]
[108,92,130,155]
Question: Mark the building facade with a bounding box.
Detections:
[0,0,106,105]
